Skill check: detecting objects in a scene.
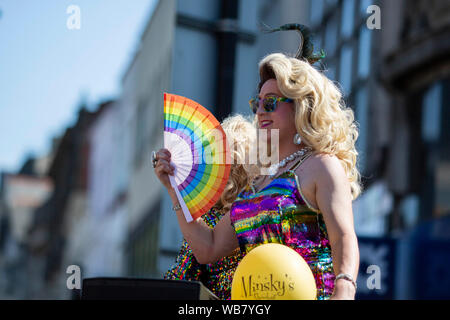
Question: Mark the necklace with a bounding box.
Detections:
[267,146,312,178]
[250,146,312,194]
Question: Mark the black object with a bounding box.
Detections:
[81,277,219,300]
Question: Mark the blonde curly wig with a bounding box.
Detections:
[258,53,362,199]
[212,114,259,213]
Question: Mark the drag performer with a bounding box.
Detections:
[154,24,360,300]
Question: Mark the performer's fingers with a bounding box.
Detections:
[156,166,170,178]
[157,154,170,164]
[157,149,171,160]
[158,159,175,171]
[155,165,163,176]
[156,152,167,162]
[164,164,174,175]
[157,162,174,176]
[157,158,168,167]
[160,148,171,157]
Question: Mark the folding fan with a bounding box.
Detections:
[163,93,231,223]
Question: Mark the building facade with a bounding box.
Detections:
[24,106,101,299]
[302,0,450,299]
[61,99,128,291]
[0,172,53,299]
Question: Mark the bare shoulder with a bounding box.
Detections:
[296,153,348,184]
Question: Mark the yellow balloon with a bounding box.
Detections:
[231,243,317,300]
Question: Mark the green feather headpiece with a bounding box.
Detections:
[260,23,326,64]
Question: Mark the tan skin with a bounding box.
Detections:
[155,79,359,300]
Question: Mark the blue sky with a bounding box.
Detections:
[0,0,157,173]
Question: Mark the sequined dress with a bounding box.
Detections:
[164,207,244,300]
[229,157,335,300]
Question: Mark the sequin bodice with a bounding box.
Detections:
[229,162,335,299]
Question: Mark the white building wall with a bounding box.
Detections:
[87,105,116,219]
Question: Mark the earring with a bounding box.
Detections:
[293,133,302,145]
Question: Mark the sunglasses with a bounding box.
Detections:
[249,95,293,114]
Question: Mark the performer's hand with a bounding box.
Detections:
[154,148,175,190]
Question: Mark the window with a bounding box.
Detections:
[399,195,420,229]
[326,62,337,81]
[355,87,369,173]
[421,80,450,217]
[358,25,372,79]
[360,0,373,15]
[312,30,323,54]
[341,0,355,38]
[128,209,161,277]
[325,14,339,56]
[326,0,338,8]
[435,80,450,217]
[134,101,147,167]
[421,83,442,143]
[310,0,324,26]
[339,44,353,95]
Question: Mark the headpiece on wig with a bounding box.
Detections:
[257,23,326,91]
[260,23,326,65]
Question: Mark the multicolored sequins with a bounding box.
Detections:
[164,207,244,300]
[229,167,335,300]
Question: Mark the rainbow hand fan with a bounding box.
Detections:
[163,93,231,223]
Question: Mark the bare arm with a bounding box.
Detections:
[155,149,239,264]
[305,154,360,299]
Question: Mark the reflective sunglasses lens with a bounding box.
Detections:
[263,97,277,112]
[249,98,258,114]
